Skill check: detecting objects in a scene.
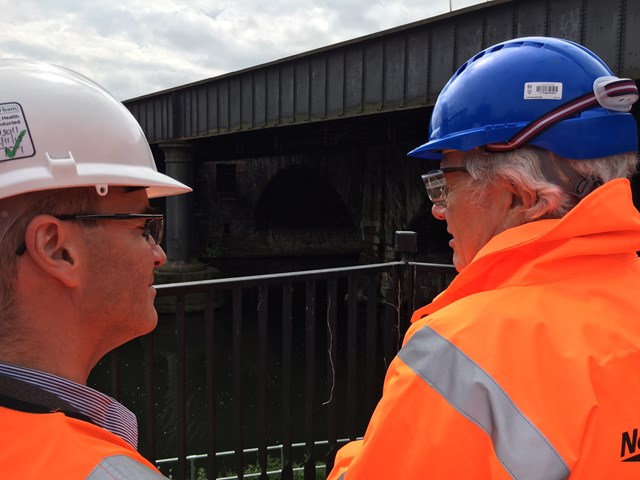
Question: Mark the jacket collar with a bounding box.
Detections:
[416,179,640,318]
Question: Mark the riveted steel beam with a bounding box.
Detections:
[126,0,640,144]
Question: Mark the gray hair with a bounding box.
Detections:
[461,146,638,222]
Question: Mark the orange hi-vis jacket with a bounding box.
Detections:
[0,376,166,479]
[329,179,640,480]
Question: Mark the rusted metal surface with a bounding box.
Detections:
[125,0,640,144]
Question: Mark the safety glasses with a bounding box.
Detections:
[421,167,468,207]
[15,213,165,256]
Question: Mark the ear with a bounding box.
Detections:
[504,188,530,227]
[23,215,82,288]
[491,184,528,231]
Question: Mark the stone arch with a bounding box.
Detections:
[255,164,355,230]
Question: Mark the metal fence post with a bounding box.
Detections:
[394,230,417,323]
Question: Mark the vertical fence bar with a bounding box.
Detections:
[365,274,378,417]
[233,288,244,479]
[439,270,452,296]
[258,285,269,480]
[383,271,401,361]
[400,261,414,339]
[346,276,358,439]
[205,290,217,479]
[409,260,418,315]
[176,294,188,480]
[304,280,316,480]
[281,284,294,480]
[325,277,338,474]
[143,331,156,461]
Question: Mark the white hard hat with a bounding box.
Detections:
[0,59,191,201]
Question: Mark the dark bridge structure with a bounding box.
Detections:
[98,1,640,478]
[124,0,640,277]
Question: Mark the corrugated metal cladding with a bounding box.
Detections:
[125,0,640,144]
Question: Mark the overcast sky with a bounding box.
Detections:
[0,0,488,101]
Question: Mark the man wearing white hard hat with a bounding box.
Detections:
[0,60,191,478]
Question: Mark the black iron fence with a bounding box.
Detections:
[89,258,456,480]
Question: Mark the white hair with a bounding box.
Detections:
[461,147,638,221]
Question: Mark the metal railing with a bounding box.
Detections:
[89,258,456,480]
[156,438,361,480]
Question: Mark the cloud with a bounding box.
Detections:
[0,0,486,100]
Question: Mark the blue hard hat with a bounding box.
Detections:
[408,37,639,160]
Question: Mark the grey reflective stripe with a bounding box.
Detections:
[398,326,570,480]
[338,473,346,480]
[87,454,169,479]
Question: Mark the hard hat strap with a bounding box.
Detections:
[485,78,638,154]
[539,155,602,200]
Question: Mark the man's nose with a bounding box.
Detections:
[431,203,446,220]
[153,244,167,267]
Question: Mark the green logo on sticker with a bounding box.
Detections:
[5,130,26,158]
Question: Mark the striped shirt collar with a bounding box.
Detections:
[0,362,138,448]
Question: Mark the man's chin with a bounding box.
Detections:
[452,253,466,272]
[137,310,159,337]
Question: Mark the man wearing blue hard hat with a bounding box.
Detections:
[329,37,640,479]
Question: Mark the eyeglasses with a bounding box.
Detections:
[15,213,165,256]
[421,167,468,207]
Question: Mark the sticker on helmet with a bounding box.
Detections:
[524,82,563,100]
[0,102,35,162]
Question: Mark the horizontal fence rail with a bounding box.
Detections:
[89,261,456,479]
[156,438,362,480]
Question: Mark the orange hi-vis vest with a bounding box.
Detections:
[329,179,640,479]
[0,376,166,479]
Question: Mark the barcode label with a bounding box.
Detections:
[524,82,563,100]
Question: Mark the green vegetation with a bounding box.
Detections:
[194,455,326,480]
